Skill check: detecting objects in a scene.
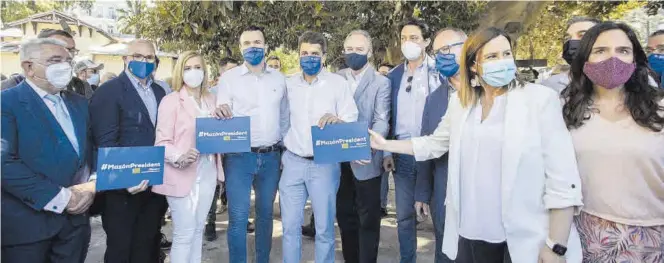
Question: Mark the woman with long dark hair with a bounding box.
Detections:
[368,27,583,263]
[562,21,664,262]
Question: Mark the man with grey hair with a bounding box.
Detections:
[334,29,390,263]
[541,17,600,92]
[2,37,96,262]
[89,38,168,263]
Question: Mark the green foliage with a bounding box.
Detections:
[0,0,94,24]
[515,0,645,66]
[121,1,487,68]
[267,47,300,75]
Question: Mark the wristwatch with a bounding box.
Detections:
[545,237,567,256]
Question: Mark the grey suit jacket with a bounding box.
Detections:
[337,66,391,180]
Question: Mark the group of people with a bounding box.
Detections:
[1,15,663,263]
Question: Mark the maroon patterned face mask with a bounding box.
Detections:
[583,56,636,89]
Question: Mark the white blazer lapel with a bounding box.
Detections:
[501,87,528,211]
[448,103,472,211]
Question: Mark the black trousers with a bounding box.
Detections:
[336,163,382,263]
[101,189,167,263]
[1,218,91,263]
[456,236,512,263]
[207,184,228,225]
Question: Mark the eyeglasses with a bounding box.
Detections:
[646,47,664,56]
[405,76,413,92]
[432,42,464,56]
[130,53,156,63]
[68,48,80,56]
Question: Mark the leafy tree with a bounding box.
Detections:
[118,0,147,38]
[0,0,94,24]
[515,1,645,67]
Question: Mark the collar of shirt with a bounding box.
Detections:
[239,63,273,77]
[26,78,62,100]
[404,55,435,73]
[125,69,154,91]
[296,69,329,86]
[346,66,368,82]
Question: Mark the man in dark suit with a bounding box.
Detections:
[89,39,167,263]
[413,28,466,263]
[1,38,95,263]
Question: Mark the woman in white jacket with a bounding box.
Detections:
[369,27,583,263]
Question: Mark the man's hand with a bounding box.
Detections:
[127,180,149,195]
[414,201,430,222]
[66,189,94,214]
[213,104,233,120]
[71,181,96,193]
[538,246,565,263]
[176,148,200,168]
[383,155,394,172]
[317,113,342,129]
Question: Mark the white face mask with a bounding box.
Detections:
[45,62,73,90]
[87,73,100,86]
[183,68,204,88]
[401,41,423,61]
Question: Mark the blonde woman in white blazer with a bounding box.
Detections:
[369,27,583,263]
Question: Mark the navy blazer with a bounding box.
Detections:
[414,83,451,203]
[1,82,92,246]
[387,63,405,139]
[89,72,165,149]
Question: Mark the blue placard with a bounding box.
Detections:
[95,146,165,191]
[311,122,371,164]
[196,117,251,154]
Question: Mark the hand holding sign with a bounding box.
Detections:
[311,122,371,164]
[177,148,200,168]
[368,129,388,151]
[127,180,149,195]
[213,104,233,120]
[318,113,343,129]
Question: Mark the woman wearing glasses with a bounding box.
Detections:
[152,51,225,263]
[369,27,583,263]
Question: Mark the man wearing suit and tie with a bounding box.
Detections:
[89,39,167,263]
[335,30,391,263]
[1,38,95,262]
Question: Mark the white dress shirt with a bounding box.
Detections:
[216,64,289,147]
[459,95,507,243]
[345,66,368,94]
[395,56,440,139]
[283,70,359,157]
[27,79,76,214]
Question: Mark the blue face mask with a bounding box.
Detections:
[480,58,517,87]
[128,60,155,79]
[243,47,265,66]
[435,53,460,77]
[344,53,368,71]
[300,56,322,76]
[649,54,664,76]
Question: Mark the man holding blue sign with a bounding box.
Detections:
[89,39,168,263]
[214,25,288,263]
[280,31,358,263]
[334,29,391,263]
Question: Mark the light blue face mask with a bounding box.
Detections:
[480,58,517,87]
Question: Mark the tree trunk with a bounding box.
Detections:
[477,1,549,49]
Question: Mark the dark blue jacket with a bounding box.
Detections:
[89,72,165,149]
[1,82,92,245]
[415,84,451,203]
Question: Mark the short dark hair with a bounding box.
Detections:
[267,56,280,62]
[378,63,393,70]
[155,56,160,67]
[298,31,327,54]
[242,25,266,40]
[219,57,239,68]
[650,30,664,38]
[565,16,601,31]
[37,29,74,39]
[400,19,431,39]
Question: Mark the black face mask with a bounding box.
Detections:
[562,40,581,65]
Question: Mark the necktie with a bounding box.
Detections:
[44,94,80,156]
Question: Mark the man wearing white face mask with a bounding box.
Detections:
[213,25,288,263]
[2,38,96,263]
[74,59,104,91]
[385,19,442,263]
